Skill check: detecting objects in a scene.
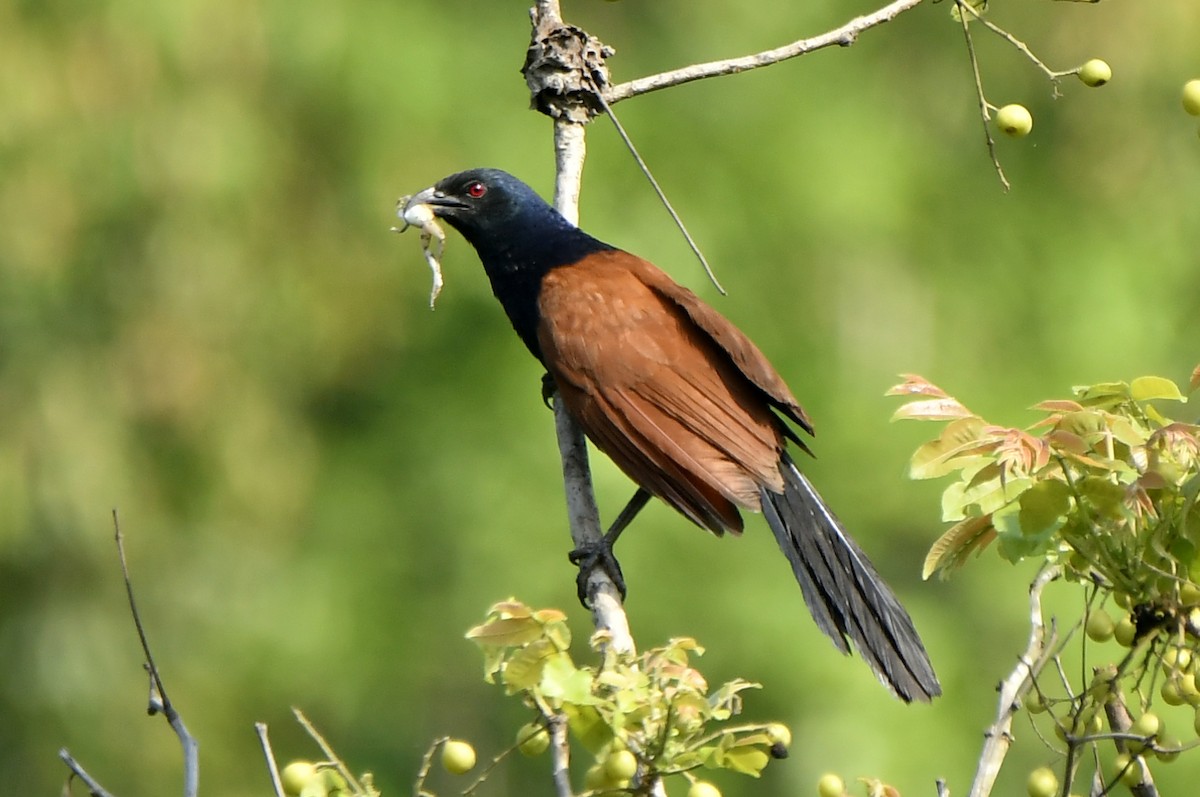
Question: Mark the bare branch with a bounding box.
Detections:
[255,723,286,797]
[534,0,636,657]
[58,748,117,797]
[607,0,926,103]
[549,714,574,797]
[113,511,199,797]
[968,565,1060,797]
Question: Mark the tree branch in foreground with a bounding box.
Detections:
[606,0,926,103]
[968,565,1060,797]
[533,0,635,657]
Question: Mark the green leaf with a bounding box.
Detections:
[500,638,558,693]
[1018,478,1072,537]
[994,495,1063,563]
[1074,381,1132,408]
[1078,476,1128,519]
[909,416,991,479]
[942,466,1032,522]
[539,652,598,705]
[708,678,760,720]
[465,616,545,648]
[923,515,996,580]
[564,704,612,754]
[1131,376,1186,403]
[710,735,770,776]
[891,397,974,422]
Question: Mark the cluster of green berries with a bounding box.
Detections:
[997,62,1200,140]
[995,58,1111,139]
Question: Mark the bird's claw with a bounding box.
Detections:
[568,540,626,606]
[541,373,557,409]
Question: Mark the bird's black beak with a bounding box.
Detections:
[401,186,468,219]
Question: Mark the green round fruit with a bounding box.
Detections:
[604,750,638,782]
[516,723,549,757]
[687,780,722,797]
[1026,692,1047,714]
[1180,581,1200,605]
[584,764,608,790]
[817,772,845,797]
[1156,736,1181,763]
[441,740,477,775]
[1183,80,1200,116]
[1114,615,1137,647]
[1077,59,1112,87]
[1026,766,1057,797]
[1114,753,1142,787]
[1131,711,1161,740]
[766,723,792,749]
[1161,678,1186,706]
[280,761,318,796]
[996,104,1033,137]
[1085,609,1114,642]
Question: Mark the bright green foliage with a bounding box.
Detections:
[891,371,1200,597]
[464,599,788,787]
[892,370,1200,794]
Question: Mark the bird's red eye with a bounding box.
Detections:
[466,181,487,198]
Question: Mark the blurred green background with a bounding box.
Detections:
[2,0,1198,795]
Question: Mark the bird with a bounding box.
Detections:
[400,168,940,702]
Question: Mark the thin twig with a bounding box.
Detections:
[954,0,1009,191]
[58,749,117,797]
[593,92,725,295]
[291,707,364,794]
[967,564,1060,797]
[606,0,926,103]
[955,1,1073,86]
[412,736,447,797]
[113,510,199,797]
[255,723,287,797]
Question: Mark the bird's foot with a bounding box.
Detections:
[541,372,557,409]
[568,539,626,606]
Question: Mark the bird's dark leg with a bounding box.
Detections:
[568,487,651,605]
[541,372,557,409]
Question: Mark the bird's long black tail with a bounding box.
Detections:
[761,453,940,702]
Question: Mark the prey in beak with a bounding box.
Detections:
[393,191,447,309]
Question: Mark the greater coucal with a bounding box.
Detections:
[401,168,940,702]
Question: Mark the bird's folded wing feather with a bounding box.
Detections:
[537,253,790,533]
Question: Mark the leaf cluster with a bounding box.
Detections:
[891,371,1200,605]
[465,600,788,791]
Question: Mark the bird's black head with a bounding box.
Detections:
[402,168,613,360]
[403,169,569,257]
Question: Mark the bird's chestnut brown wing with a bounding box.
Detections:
[535,252,787,534]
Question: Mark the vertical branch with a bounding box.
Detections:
[532,0,634,656]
